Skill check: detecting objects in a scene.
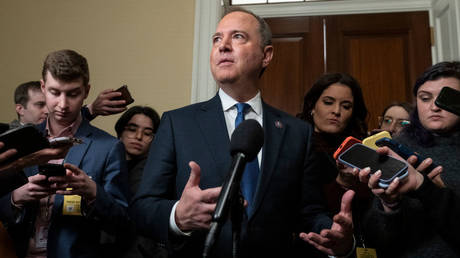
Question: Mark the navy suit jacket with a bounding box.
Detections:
[0,119,130,258]
[131,95,332,257]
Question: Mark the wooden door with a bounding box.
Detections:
[259,16,324,116]
[326,12,431,130]
[261,12,431,131]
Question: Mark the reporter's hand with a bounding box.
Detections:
[12,174,52,205]
[336,161,359,189]
[49,163,97,202]
[0,142,17,164]
[407,155,444,188]
[175,161,221,232]
[87,89,127,116]
[300,190,355,256]
[358,147,424,211]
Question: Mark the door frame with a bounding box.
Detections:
[191,0,435,103]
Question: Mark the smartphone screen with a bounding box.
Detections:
[338,143,408,182]
[435,86,460,116]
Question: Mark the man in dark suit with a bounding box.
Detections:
[131,8,354,258]
[0,49,129,258]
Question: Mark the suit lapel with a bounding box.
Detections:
[53,119,93,213]
[64,119,93,167]
[196,95,231,183]
[249,103,286,219]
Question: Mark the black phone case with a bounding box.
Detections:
[113,85,134,105]
[0,125,50,165]
[435,87,460,116]
[39,164,66,177]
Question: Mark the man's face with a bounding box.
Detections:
[41,71,89,126]
[17,89,48,124]
[210,11,273,85]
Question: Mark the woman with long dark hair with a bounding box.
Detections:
[297,73,371,256]
[298,72,368,193]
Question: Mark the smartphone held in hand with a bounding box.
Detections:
[338,143,408,188]
[39,163,66,178]
[0,125,50,164]
[49,137,83,147]
[113,85,134,105]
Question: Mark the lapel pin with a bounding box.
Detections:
[275,121,283,129]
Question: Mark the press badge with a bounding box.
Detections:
[356,247,377,258]
[62,188,82,216]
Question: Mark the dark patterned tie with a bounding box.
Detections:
[234,103,259,214]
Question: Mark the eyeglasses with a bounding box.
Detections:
[378,116,411,129]
[123,124,154,142]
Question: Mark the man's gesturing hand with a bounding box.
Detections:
[300,190,355,256]
[175,161,221,232]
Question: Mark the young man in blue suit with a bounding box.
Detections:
[131,8,355,258]
[0,49,130,258]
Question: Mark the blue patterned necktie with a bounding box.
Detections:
[234,103,259,214]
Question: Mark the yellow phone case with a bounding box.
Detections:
[362,131,391,150]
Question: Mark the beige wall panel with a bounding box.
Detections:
[0,0,195,135]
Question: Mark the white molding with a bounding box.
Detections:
[190,0,222,104]
[432,0,460,61]
[191,0,435,103]
[245,0,431,17]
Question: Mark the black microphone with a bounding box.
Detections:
[203,119,264,257]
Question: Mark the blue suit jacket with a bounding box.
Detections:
[0,119,130,258]
[131,95,331,257]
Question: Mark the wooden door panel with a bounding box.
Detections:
[262,16,324,116]
[327,12,431,130]
[259,37,304,116]
[346,34,410,128]
[261,12,431,131]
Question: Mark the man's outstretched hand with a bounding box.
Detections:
[300,190,355,256]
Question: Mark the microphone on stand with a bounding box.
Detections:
[203,119,264,258]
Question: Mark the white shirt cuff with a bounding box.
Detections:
[169,201,192,237]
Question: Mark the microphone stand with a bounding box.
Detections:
[231,192,245,258]
[203,153,247,258]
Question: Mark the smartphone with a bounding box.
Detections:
[113,85,134,105]
[333,136,362,160]
[362,131,392,150]
[375,137,438,174]
[338,143,408,188]
[0,125,50,164]
[38,163,66,178]
[49,137,83,147]
[435,86,460,116]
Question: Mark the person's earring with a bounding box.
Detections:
[311,110,315,116]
